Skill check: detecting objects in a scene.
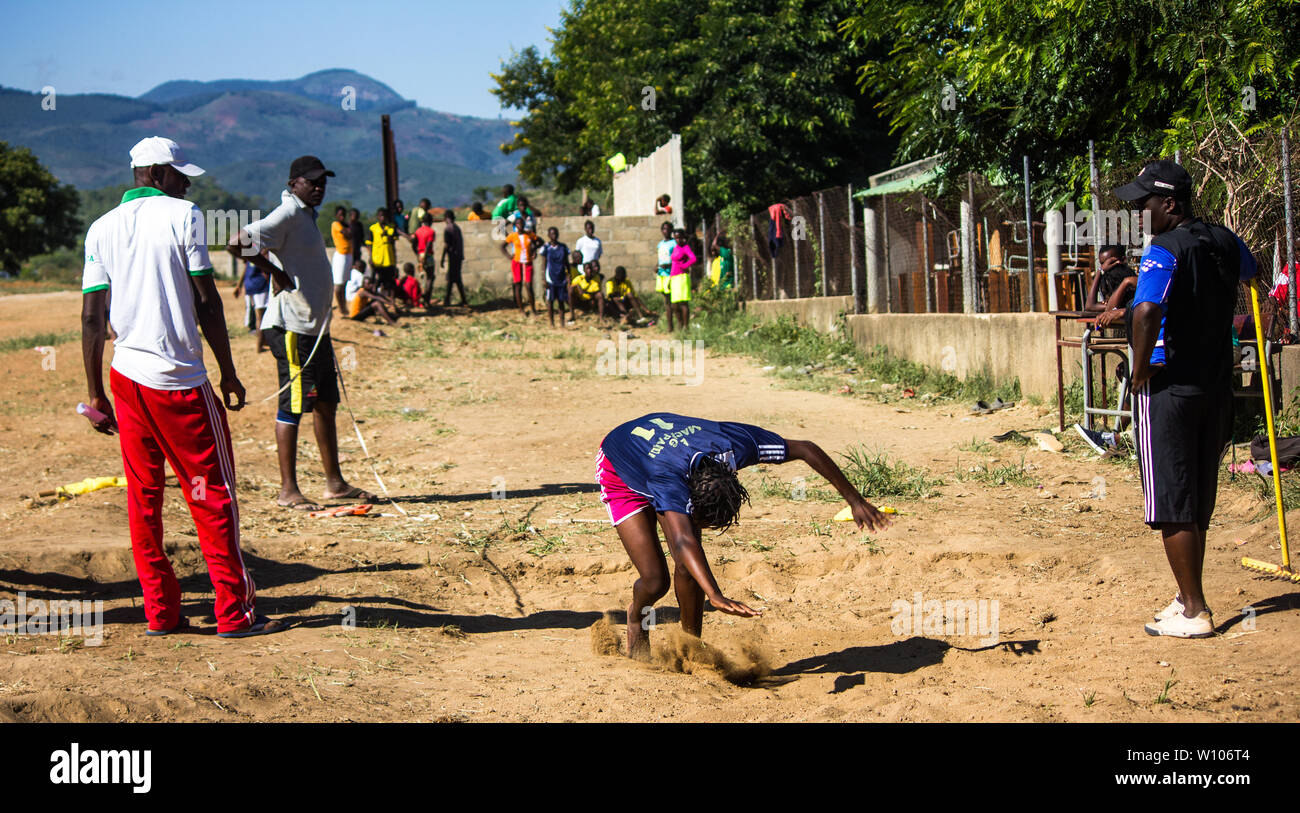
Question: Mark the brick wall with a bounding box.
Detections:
[350,214,673,294]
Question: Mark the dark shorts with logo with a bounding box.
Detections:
[266,327,339,417]
[1134,377,1232,530]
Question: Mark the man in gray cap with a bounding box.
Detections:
[229,156,378,511]
[1114,159,1258,639]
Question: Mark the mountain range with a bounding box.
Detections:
[0,69,519,210]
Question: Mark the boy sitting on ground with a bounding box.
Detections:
[605,266,655,327]
[346,262,398,326]
[569,259,606,321]
[399,263,422,312]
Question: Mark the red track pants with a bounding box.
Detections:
[111,368,256,633]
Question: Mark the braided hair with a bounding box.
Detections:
[688,455,750,531]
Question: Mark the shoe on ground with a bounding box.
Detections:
[1073,423,1115,455]
[1144,610,1213,638]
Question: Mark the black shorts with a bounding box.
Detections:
[266,327,339,418]
[1134,378,1232,530]
[371,263,397,289]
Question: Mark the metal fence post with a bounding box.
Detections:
[1024,155,1036,312]
[1089,139,1101,276]
[882,195,892,312]
[920,196,932,313]
[750,214,758,300]
[1283,128,1297,335]
[817,191,827,297]
[792,200,802,299]
[848,184,860,312]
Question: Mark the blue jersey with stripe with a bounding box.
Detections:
[600,413,788,514]
[1131,223,1257,370]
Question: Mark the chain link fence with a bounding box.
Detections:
[708,119,1296,317]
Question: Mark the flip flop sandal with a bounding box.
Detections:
[991,430,1026,443]
[971,401,992,414]
[325,487,380,503]
[218,615,291,639]
[145,617,194,637]
[988,398,1016,411]
[277,498,321,511]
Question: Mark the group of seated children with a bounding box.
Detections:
[344,260,399,327]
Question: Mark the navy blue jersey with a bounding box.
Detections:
[541,242,569,285]
[243,261,269,295]
[1132,219,1256,388]
[600,413,788,514]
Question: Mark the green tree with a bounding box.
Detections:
[841,0,1300,203]
[492,0,897,214]
[0,141,80,273]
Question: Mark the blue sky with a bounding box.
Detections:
[0,0,567,119]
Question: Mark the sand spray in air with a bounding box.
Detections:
[589,611,771,685]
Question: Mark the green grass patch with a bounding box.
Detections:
[690,291,1019,403]
[957,456,1038,487]
[957,437,993,454]
[0,279,80,296]
[838,445,940,500]
[0,329,79,354]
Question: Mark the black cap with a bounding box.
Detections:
[289,155,335,181]
[1113,159,1192,201]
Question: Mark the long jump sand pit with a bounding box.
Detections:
[0,290,1295,722]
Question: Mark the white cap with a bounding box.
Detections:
[128,137,205,176]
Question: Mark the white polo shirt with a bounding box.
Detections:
[82,187,213,391]
[244,189,334,336]
[575,235,602,264]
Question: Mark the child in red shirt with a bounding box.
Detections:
[399,263,422,311]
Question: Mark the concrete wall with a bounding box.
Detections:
[748,296,854,334]
[845,312,1063,399]
[325,214,670,295]
[613,134,684,230]
[748,296,1071,399]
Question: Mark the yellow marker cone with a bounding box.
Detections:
[834,505,896,521]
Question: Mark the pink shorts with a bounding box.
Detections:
[511,260,533,284]
[595,449,651,526]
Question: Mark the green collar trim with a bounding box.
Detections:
[121,187,168,204]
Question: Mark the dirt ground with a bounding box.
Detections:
[0,287,1295,723]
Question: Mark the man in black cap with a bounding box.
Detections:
[228,156,379,511]
[1114,159,1258,638]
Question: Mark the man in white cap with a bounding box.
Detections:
[228,156,378,511]
[80,136,285,638]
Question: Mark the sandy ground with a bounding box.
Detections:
[0,288,1295,723]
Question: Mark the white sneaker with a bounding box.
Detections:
[1144,610,1214,638]
[1153,596,1184,621]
